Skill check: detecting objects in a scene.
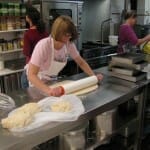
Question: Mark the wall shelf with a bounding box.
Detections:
[0,28,27,33]
[0,49,22,54]
[0,68,24,77]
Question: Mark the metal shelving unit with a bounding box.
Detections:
[0,48,22,54]
[0,68,24,77]
[0,70,23,93]
[86,116,138,150]
[0,19,26,93]
[0,28,27,33]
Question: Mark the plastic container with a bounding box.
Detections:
[96,108,117,140]
[0,3,2,16]
[109,35,118,46]
[15,17,21,29]
[8,3,14,16]
[1,39,7,51]
[59,121,88,150]
[7,40,14,50]
[7,17,14,30]
[1,17,7,31]
[14,3,20,16]
[0,61,4,70]
[1,3,8,16]
[20,18,26,29]
[20,4,26,17]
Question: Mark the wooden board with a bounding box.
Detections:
[50,80,98,96]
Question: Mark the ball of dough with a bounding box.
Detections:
[1,103,41,129]
[16,103,41,115]
[51,100,72,112]
[1,113,32,129]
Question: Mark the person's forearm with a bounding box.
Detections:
[78,59,95,76]
[137,35,150,45]
[28,74,50,95]
[137,39,146,45]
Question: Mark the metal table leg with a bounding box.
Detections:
[134,85,148,150]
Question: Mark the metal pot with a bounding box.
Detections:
[59,121,88,150]
[95,108,117,141]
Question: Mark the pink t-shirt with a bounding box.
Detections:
[30,36,79,71]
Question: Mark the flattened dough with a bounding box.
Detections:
[72,85,98,95]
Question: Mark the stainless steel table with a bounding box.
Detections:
[0,67,149,150]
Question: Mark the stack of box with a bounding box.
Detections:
[109,53,147,82]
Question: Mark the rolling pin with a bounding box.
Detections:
[60,76,98,94]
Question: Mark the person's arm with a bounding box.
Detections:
[68,43,103,80]
[28,63,62,96]
[73,55,103,80]
[137,34,150,45]
[125,26,150,46]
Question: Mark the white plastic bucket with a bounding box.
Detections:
[109,35,118,46]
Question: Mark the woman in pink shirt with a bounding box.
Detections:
[27,16,103,96]
[118,10,150,53]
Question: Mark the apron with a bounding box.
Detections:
[39,38,67,80]
[28,38,67,86]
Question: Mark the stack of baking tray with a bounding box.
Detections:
[109,53,147,82]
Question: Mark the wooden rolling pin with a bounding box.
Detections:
[60,76,98,94]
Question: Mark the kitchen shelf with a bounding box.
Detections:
[117,113,138,129]
[0,28,27,33]
[0,49,22,54]
[86,135,111,150]
[0,68,24,77]
[86,115,138,150]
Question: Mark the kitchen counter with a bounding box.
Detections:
[0,66,149,150]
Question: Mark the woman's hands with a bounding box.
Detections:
[48,86,64,97]
[146,34,150,41]
[96,73,103,81]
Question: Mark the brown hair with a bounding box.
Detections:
[51,16,78,42]
[124,10,137,20]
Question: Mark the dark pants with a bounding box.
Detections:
[21,70,29,89]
